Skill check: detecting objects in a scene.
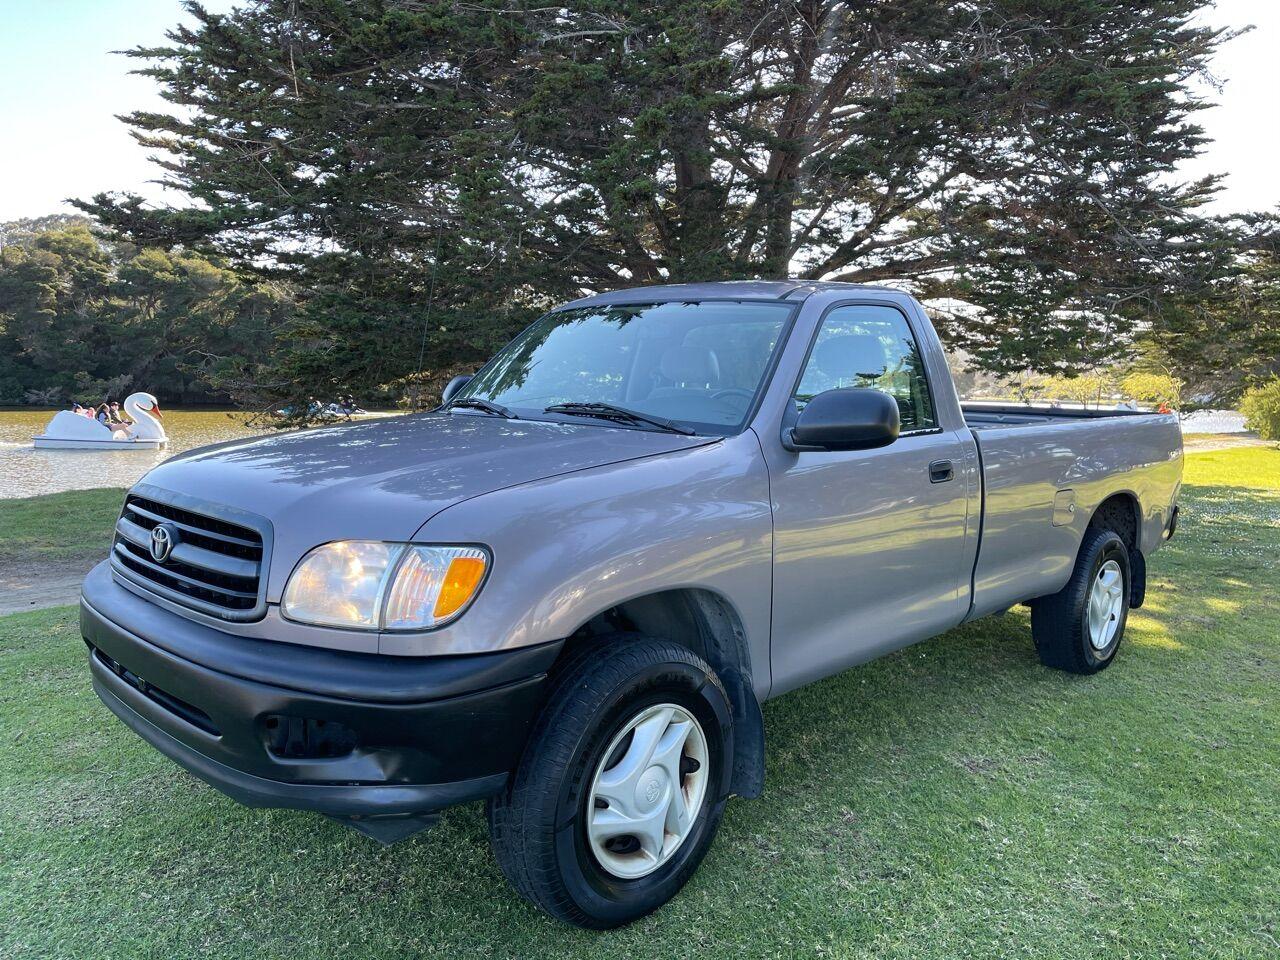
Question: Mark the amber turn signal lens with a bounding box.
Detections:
[433,556,487,619]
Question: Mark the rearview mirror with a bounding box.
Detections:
[440,375,472,406]
[784,388,901,451]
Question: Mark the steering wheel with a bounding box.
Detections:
[711,388,754,403]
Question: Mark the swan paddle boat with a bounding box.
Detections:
[33,392,168,450]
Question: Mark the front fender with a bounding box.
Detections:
[384,433,775,699]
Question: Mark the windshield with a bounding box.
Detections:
[455,300,795,434]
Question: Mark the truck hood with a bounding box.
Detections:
[140,413,714,598]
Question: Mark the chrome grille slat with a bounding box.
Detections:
[114,543,259,599]
[168,541,258,580]
[115,517,258,579]
[112,493,269,620]
[123,500,262,550]
[114,515,152,550]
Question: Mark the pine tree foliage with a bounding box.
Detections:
[77,0,1246,404]
[1143,214,1280,406]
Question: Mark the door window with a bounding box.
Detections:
[795,304,937,431]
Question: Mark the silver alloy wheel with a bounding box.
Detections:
[586,703,710,880]
[1087,559,1125,651]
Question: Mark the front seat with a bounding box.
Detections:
[649,344,722,396]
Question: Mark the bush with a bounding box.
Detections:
[22,386,63,406]
[1121,372,1182,409]
[1240,379,1280,441]
[0,377,25,405]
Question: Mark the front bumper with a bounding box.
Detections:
[81,562,560,841]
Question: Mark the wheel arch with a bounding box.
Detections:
[1085,491,1145,607]
[551,587,766,799]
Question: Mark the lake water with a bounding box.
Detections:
[0,409,270,500]
[1180,409,1247,434]
[0,406,1250,501]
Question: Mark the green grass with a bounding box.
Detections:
[0,488,124,567]
[2,451,1278,959]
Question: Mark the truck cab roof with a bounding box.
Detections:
[556,279,907,310]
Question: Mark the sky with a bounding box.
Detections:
[0,0,1277,223]
[0,0,229,222]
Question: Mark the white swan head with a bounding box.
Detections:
[126,392,162,418]
[123,392,167,440]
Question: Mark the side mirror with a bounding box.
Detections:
[784,388,901,451]
[440,375,472,406]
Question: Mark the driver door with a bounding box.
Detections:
[766,303,976,695]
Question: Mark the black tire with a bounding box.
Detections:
[1032,527,1132,674]
[486,635,734,929]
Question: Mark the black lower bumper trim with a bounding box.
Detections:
[94,673,507,819]
[81,562,560,830]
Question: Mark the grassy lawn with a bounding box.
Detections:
[2,449,1277,958]
[0,488,125,568]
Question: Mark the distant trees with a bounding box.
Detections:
[978,368,1183,409]
[70,0,1262,412]
[0,214,93,250]
[1119,372,1183,410]
[0,223,290,405]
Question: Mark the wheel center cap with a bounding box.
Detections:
[636,767,667,810]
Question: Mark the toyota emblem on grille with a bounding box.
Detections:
[149,523,178,563]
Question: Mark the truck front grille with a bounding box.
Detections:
[111,493,269,620]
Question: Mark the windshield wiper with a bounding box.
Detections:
[444,397,517,419]
[543,402,695,435]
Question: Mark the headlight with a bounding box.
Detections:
[282,541,488,631]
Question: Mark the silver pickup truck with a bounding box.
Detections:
[81,281,1182,927]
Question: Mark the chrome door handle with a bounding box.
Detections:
[929,459,954,483]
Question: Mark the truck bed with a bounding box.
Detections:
[960,402,1182,622]
[962,401,1155,431]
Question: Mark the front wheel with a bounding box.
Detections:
[486,636,733,928]
[1031,527,1132,674]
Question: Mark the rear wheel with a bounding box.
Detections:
[1032,527,1131,674]
[486,636,733,928]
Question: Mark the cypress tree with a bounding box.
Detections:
[77,0,1244,405]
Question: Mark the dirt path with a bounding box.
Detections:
[1181,434,1272,453]
[0,558,100,616]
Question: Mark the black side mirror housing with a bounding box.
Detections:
[784,387,901,451]
[440,375,472,406]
